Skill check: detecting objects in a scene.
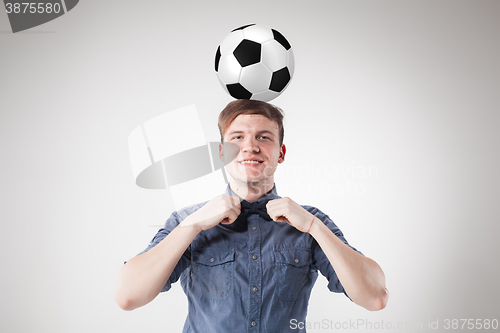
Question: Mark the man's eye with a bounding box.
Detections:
[232,136,242,140]
[259,136,269,140]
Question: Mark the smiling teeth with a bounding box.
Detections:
[240,161,261,164]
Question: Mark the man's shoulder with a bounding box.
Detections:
[298,204,339,228]
[172,200,209,222]
[300,204,324,216]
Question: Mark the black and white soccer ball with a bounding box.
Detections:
[215,24,295,102]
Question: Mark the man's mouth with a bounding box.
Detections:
[238,160,263,165]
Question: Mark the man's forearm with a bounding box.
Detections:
[115,195,241,311]
[309,218,389,311]
[115,223,200,311]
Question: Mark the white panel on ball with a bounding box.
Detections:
[241,24,273,43]
[287,49,295,77]
[251,90,280,102]
[219,30,244,55]
[217,75,230,94]
[217,54,242,84]
[240,63,273,93]
[261,39,288,72]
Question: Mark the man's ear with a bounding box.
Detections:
[278,144,286,163]
[219,143,224,162]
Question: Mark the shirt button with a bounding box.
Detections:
[209,258,215,263]
[251,321,257,326]
[294,258,300,264]
[253,287,258,292]
[252,255,258,260]
[252,226,257,230]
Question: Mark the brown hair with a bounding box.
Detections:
[218,100,285,145]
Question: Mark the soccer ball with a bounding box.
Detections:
[215,24,295,102]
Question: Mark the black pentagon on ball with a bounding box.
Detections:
[233,40,261,67]
[232,23,255,32]
[227,83,253,99]
[269,67,291,92]
[215,46,221,72]
[272,29,291,50]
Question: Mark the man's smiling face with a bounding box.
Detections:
[220,114,285,191]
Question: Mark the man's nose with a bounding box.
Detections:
[241,137,260,153]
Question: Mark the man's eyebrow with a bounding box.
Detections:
[226,130,244,136]
[226,130,275,135]
[256,130,275,136]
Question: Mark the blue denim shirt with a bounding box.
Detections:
[140,185,361,333]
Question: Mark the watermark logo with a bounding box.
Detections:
[279,161,379,197]
[290,318,425,331]
[128,105,239,210]
[290,318,499,331]
[3,0,79,33]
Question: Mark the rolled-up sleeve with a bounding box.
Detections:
[136,211,192,293]
[309,207,363,297]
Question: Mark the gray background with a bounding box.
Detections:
[1,0,499,332]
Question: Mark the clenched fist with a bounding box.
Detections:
[266,197,316,233]
[180,194,241,232]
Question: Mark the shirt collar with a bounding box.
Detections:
[224,184,280,203]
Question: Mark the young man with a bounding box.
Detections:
[115,100,388,332]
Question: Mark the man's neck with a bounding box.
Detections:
[229,180,274,202]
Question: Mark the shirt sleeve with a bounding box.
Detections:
[307,206,363,297]
[135,210,192,293]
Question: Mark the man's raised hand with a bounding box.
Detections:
[180,195,241,232]
[266,197,316,233]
